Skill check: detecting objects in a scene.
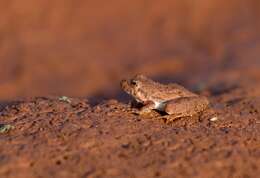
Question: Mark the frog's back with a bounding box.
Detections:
[162,83,197,98]
[145,82,196,102]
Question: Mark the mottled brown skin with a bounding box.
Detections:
[121,74,209,120]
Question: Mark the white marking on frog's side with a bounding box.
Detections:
[154,101,166,111]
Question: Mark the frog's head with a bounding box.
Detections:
[120,74,154,103]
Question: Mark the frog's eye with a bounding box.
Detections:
[131,80,138,86]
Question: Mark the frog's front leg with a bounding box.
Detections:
[139,101,156,115]
[164,96,209,121]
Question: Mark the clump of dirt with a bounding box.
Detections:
[0,84,259,178]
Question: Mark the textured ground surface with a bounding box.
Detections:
[0,75,260,178]
[0,1,260,178]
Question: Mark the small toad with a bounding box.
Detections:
[121,74,209,120]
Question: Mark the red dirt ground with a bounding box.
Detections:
[0,1,260,178]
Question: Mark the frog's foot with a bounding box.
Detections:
[138,110,152,116]
[130,107,154,116]
[138,101,156,116]
[160,113,185,123]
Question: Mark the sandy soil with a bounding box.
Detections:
[1,82,260,178]
[0,1,260,178]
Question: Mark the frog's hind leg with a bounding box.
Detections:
[164,96,209,121]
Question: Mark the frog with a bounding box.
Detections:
[120,74,210,121]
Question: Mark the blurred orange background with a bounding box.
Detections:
[0,0,260,100]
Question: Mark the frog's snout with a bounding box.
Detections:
[120,79,128,89]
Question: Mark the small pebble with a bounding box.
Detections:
[59,96,71,103]
[107,99,118,105]
[0,124,14,133]
[210,117,219,122]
